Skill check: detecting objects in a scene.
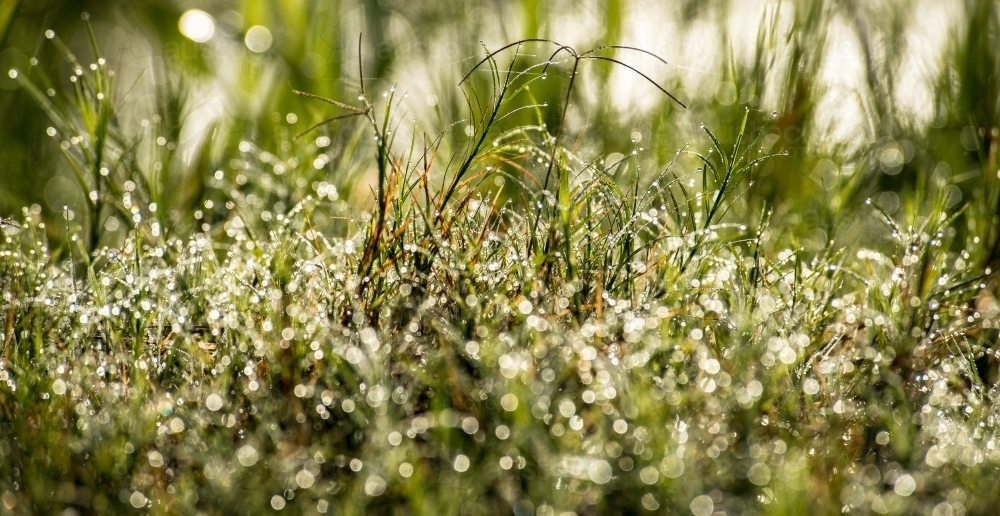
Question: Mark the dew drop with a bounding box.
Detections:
[52,378,67,395]
[236,445,259,466]
[364,475,387,496]
[129,492,147,508]
[748,463,771,485]
[295,470,316,489]
[894,474,916,496]
[205,393,223,411]
[587,460,612,484]
[690,495,714,516]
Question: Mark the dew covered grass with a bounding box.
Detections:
[2,2,1000,515]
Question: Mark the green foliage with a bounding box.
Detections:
[1,1,1000,515]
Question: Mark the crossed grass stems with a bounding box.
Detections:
[292,37,781,322]
[1,28,792,394]
[9,26,785,324]
[14,29,958,397]
[2,24,999,514]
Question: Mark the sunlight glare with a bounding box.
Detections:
[245,26,273,53]
[179,10,215,43]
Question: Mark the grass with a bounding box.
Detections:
[1,1,1000,515]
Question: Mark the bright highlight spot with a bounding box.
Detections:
[129,492,147,508]
[245,25,273,52]
[205,393,223,411]
[295,470,315,488]
[587,460,612,484]
[236,445,259,466]
[179,10,215,43]
[894,474,916,496]
[52,379,66,395]
[690,495,714,516]
[364,475,387,496]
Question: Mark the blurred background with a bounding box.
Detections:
[0,0,997,259]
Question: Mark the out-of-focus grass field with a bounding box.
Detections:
[1,0,999,514]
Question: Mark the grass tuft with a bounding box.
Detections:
[1,5,1000,515]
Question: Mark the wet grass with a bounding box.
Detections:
[2,1,1000,515]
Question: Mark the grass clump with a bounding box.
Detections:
[1,16,1000,516]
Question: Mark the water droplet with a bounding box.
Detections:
[803,378,820,395]
[639,466,659,485]
[894,474,916,496]
[179,10,215,43]
[587,460,612,484]
[661,455,684,478]
[205,393,223,411]
[454,454,470,472]
[364,475,387,496]
[237,445,259,466]
[748,463,771,485]
[295,469,316,489]
[129,492,147,508]
[244,25,272,52]
[690,495,714,516]
[52,378,67,395]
